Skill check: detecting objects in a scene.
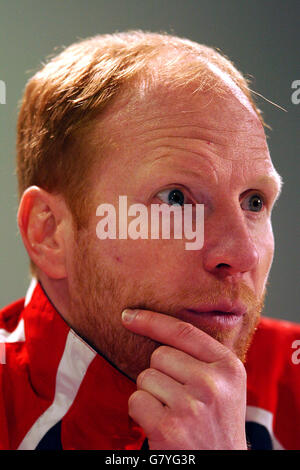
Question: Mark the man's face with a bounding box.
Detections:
[68,78,281,380]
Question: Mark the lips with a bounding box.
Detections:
[176,303,247,332]
[175,301,248,334]
[183,301,247,317]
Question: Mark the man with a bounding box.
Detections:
[0,31,299,450]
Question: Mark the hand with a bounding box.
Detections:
[122,308,248,450]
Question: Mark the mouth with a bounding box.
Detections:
[186,300,246,316]
[177,301,247,330]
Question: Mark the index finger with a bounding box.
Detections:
[121,308,231,363]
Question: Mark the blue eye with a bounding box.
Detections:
[241,193,264,212]
[157,188,185,206]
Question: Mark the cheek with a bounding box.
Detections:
[255,224,275,290]
[97,236,189,282]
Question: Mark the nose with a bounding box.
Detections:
[202,205,259,279]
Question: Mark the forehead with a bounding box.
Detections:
[94,79,271,170]
[87,79,282,199]
[102,78,265,143]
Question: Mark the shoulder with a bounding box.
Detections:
[245,316,300,450]
[0,298,25,334]
[246,316,300,369]
[0,297,26,449]
[254,315,300,339]
[246,315,300,380]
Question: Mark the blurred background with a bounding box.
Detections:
[0,0,299,322]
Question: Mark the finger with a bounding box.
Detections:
[150,345,212,385]
[122,308,230,363]
[128,389,165,437]
[137,367,185,408]
[150,346,224,404]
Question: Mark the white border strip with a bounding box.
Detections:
[24,278,38,307]
[0,318,25,343]
[18,330,96,450]
[0,278,37,344]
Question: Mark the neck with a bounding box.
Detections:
[37,272,72,325]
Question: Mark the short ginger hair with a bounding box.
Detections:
[16,30,265,273]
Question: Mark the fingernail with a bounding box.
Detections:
[122,309,138,323]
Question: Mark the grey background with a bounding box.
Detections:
[0,0,299,322]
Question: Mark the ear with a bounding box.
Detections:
[17,186,71,279]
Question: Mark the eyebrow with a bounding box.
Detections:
[147,155,218,182]
[179,169,283,197]
[146,154,284,199]
[255,173,283,200]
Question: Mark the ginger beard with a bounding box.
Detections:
[69,229,264,380]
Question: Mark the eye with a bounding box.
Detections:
[241,193,265,212]
[156,188,186,206]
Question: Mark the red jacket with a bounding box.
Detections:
[0,279,299,450]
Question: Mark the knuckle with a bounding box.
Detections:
[136,367,155,389]
[128,390,150,419]
[203,375,222,401]
[150,345,169,366]
[193,372,223,406]
[175,321,196,341]
[128,390,143,411]
[182,394,203,417]
[225,353,246,380]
